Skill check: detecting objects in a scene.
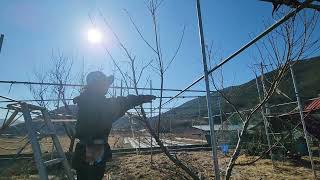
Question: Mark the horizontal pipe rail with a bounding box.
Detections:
[0,96,207,103]
[0,80,213,93]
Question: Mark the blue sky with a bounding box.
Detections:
[0,0,319,114]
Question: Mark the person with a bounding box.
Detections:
[72,71,156,180]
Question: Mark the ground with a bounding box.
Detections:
[0,135,126,155]
[1,151,319,179]
[104,152,320,180]
[0,136,72,155]
[0,135,319,179]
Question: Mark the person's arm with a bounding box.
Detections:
[111,94,156,118]
[120,94,156,112]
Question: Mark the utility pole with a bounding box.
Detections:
[289,63,316,179]
[195,0,220,179]
[0,34,4,54]
[258,63,275,168]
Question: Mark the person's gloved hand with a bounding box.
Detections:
[140,95,157,103]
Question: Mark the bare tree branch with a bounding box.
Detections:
[164,25,186,72]
[124,9,158,54]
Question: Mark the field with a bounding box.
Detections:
[104,152,320,180]
[0,134,319,179]
[0,151,319,179]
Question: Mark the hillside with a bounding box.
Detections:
[161,56,320,128]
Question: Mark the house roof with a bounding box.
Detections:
[266,97,320,140]
[305,97,320,111]
[267,97,320,118]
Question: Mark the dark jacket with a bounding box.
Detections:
[73,91,152,144]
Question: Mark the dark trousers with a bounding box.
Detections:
[76,163,105,180]
[72,143,112,180]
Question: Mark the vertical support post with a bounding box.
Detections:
[169,110,173,147]
[138,133,141,154]
[150,80,153,164]
[255,73,275,168]
[120,80,123,96]
[170,113,172,135]
[115,82,117,97]
[197,98,201,126]
[259,63,275,166]
[0,34,4,54]
[113,82,116,97]
[260,63,271,116]
[290,63,316,179]
[129,116,138,155]
[195,0,220,179]
[128,81,131,95]
[56,85,63,155]
[218,96,223,127]
[112,69,116,97]
[21,104,49,180]
[218,96,224,144]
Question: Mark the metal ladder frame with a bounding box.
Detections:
[7,102,74,180]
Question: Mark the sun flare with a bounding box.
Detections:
[87,28,102,44]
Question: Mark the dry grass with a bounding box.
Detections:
[0,135,124,155]
[0,136,72,155]
[0,151,319,179]
[233,154,320,179]
[104,152,319,179]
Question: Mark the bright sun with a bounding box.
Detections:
[87,28,102,44]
